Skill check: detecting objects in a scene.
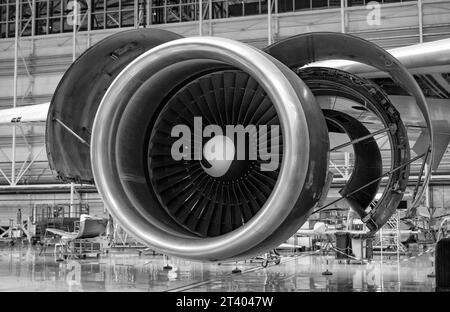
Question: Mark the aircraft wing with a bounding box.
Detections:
[307,38,450,78]
[277,243,304,249]
[75,214,108,239]
[45,228,78,240]
[1,39,449,127]
[45,215,107,240]
[0,102,50,125]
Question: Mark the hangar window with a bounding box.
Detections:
[0,2,6,38]
[227,0,269,17]
[33,0,90,36]
[347,0,416,6]
[211,0,227,19]
[151,0,232,24]
[35,0,48,35]
[91,0,135,29]
[294,0,310,10]
[0,1,17,38]
[0,0,421,39]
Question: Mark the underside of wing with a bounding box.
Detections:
[0,103,50,125]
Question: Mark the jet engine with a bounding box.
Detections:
[45,29,433,261]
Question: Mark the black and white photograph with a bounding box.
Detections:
[0,0,449,298]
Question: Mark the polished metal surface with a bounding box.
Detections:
[91,36,329,261]
[323,110,383,219]
[312,38,450,77]
[0,246,436,292]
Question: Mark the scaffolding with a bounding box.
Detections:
[374,212,408,255]
[0,214,33,244]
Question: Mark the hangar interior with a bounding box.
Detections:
[0,0,450,292]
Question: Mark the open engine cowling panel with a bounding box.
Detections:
[45,29,433,261]
[46,29,183,183]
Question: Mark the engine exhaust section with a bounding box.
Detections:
[45,29,433,261]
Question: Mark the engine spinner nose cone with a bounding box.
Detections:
[201,135,235,178]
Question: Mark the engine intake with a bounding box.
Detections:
[90,36,329,261]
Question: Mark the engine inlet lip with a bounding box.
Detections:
[91,37,312,260]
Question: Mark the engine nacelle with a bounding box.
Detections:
[45,29,433,261]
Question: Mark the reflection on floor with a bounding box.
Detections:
[0,246,436,292]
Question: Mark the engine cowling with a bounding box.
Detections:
[46,29,433,261]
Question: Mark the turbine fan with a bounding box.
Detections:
[148,70,282,237]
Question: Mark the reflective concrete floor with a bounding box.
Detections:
[0,245,436,292]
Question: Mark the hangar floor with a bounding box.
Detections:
[0,245,435,292]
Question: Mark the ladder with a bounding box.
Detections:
[374,212,407,253]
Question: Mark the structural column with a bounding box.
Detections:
[11,0,20,186]
[199,0,203,36]
[208,0,212,35]
[340,0,346,33]
[268,0,272,45]
[418,0,423,43]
